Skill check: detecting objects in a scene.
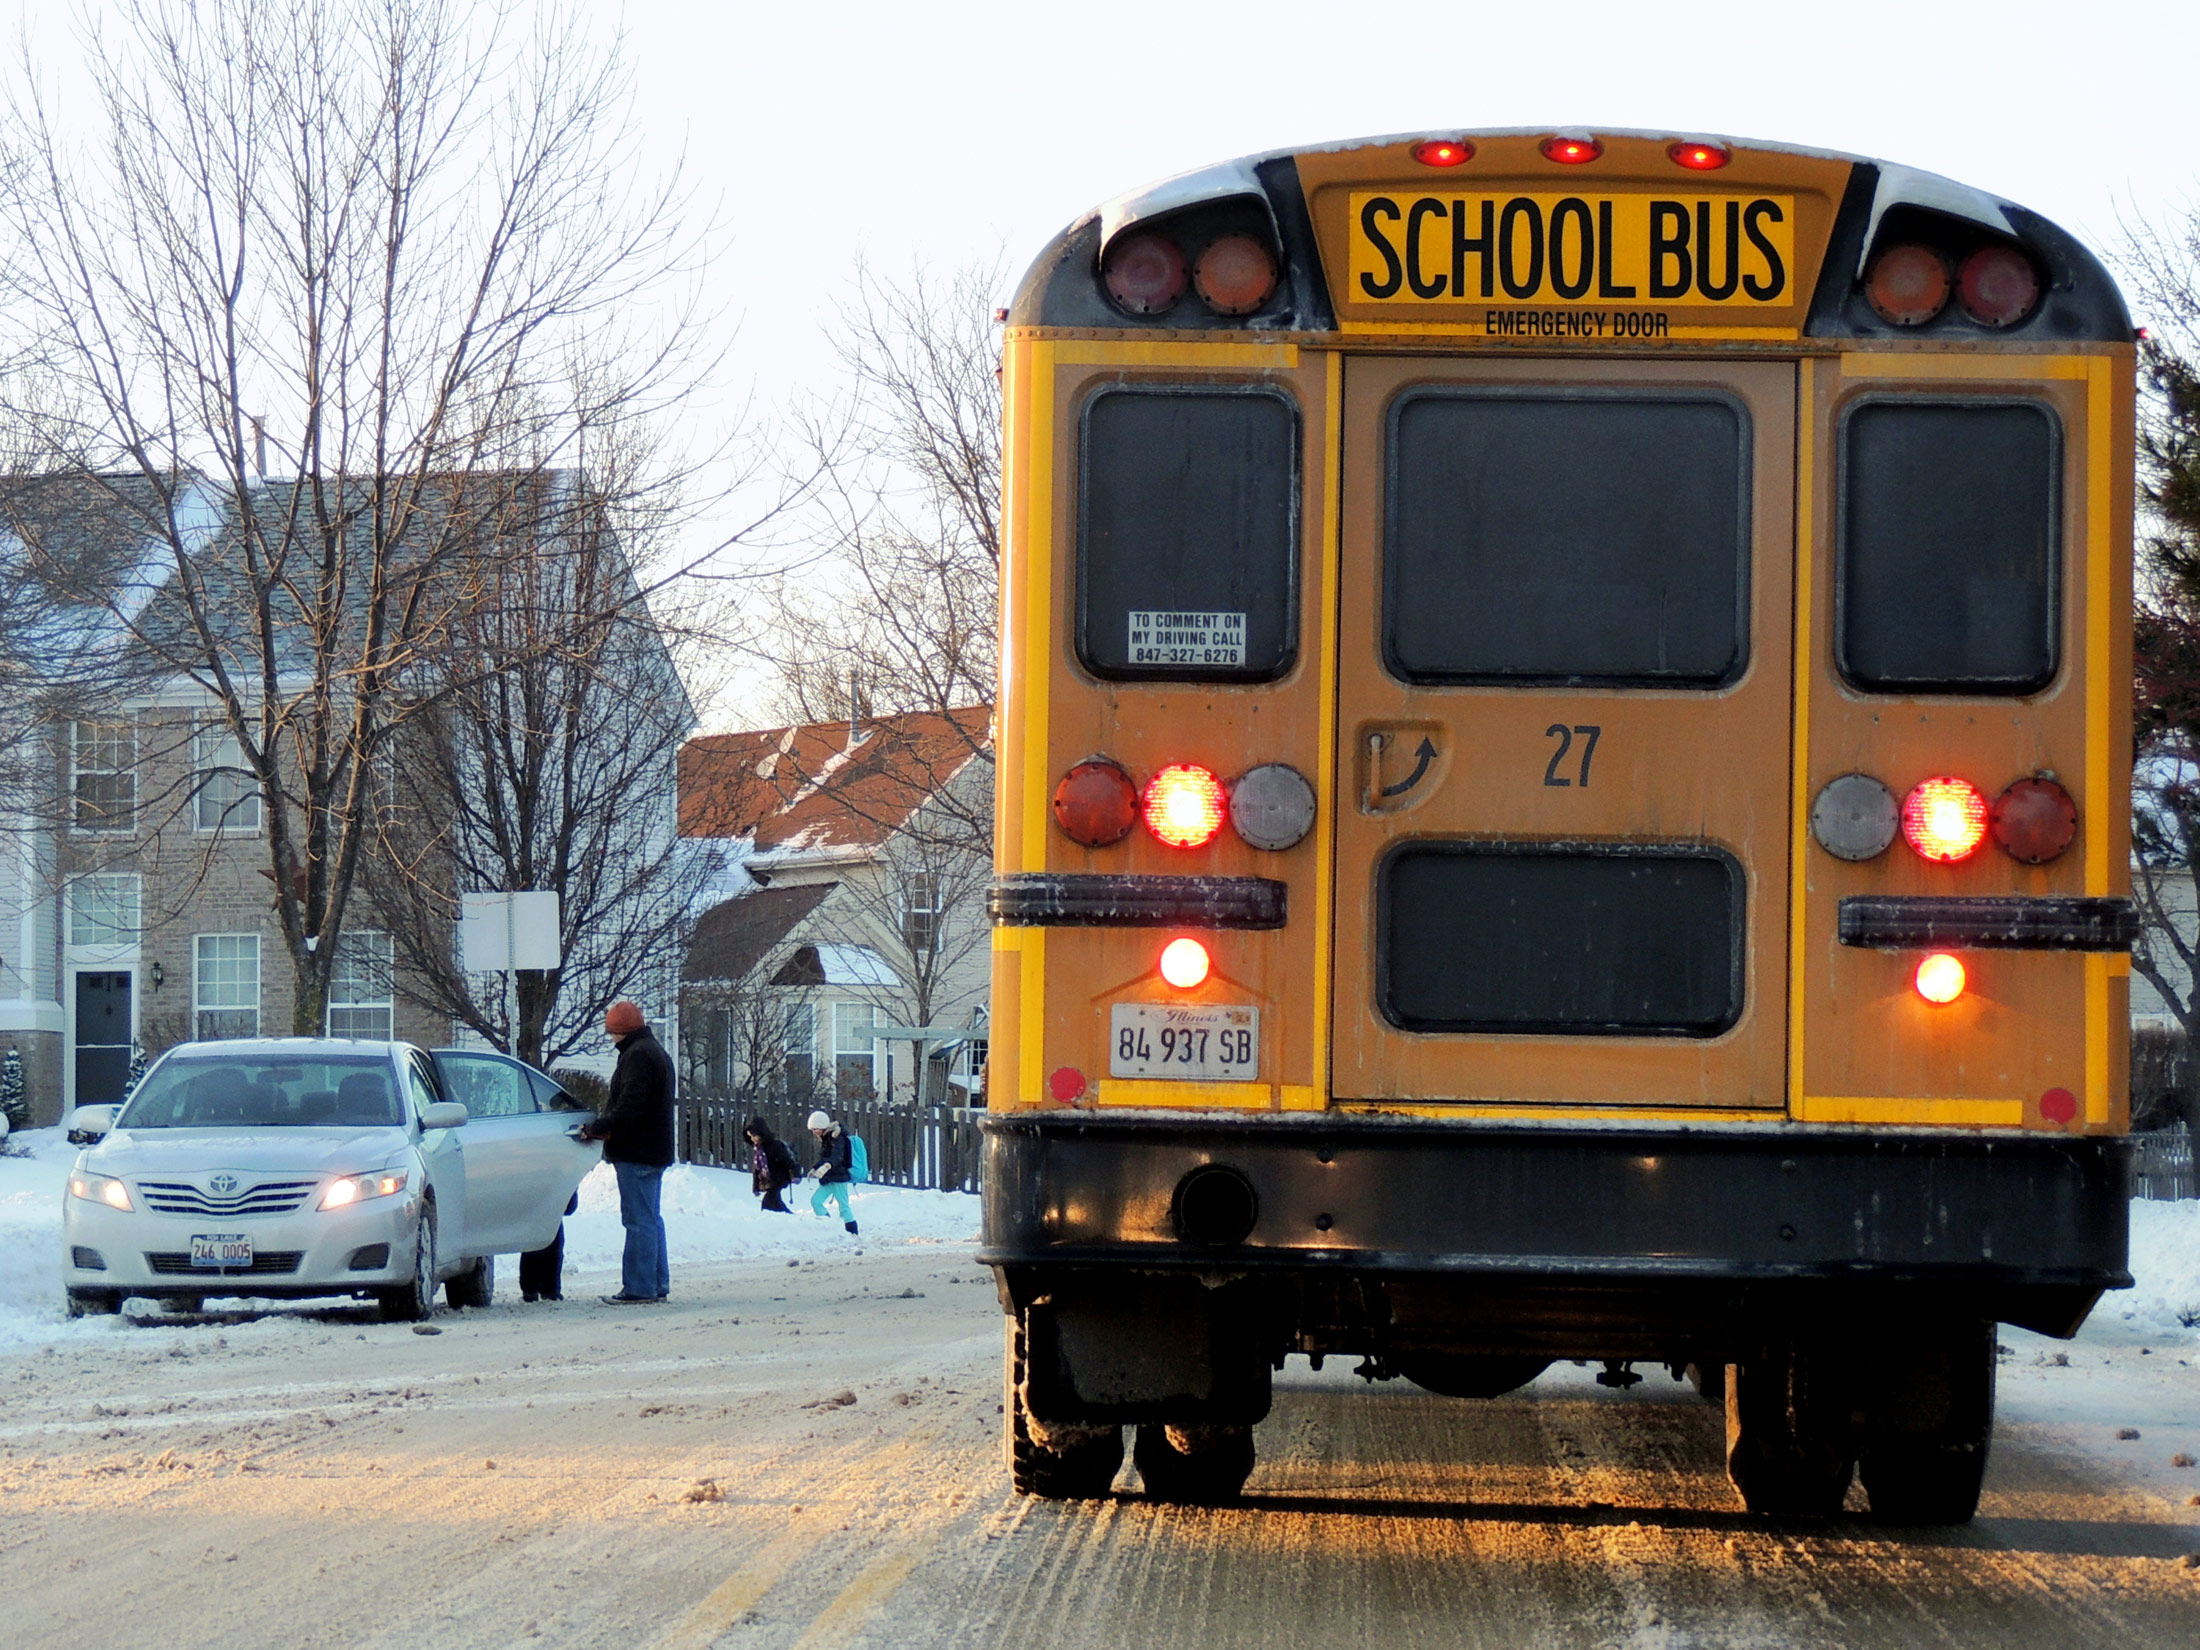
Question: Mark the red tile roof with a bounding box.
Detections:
[678,704,991,855]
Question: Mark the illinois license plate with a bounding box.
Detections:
[190,1233,252,1269]
[1109,1004,1259,1081]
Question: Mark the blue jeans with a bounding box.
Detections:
[811,1180,852,1223]
[613,1161,669,1298]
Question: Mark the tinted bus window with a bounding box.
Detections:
[1838,400,2059,694]
[1384,392,1750,686]
[1077,388,1299,681]
[1378,844,1743,1036]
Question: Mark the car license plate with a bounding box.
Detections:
[190,1233,252,1270]
[1109,1004,1259,1080]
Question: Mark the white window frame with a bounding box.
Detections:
[901,869,939,955]
[193,933,262,1040]
[192,724,263,834]
[832,999,878,1096]
[327,930,393,1040]
[70,720,136,834]
[67,873,141,952]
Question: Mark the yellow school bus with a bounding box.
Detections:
[985,129,2135,1521]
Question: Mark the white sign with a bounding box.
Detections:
[460,891,563,972]
[1126,609,1246,668]
[1109,1003,1259,1081]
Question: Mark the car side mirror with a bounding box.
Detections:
[66,1104,120,1145]
[421,1101,469,1131]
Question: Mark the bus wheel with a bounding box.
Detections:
[1133,1422,1255,1505]
[1004,1317,1122,1499]
[1859,1322,1995,1525]
[1725,1345,1854,1517]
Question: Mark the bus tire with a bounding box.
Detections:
[1133,1422,1255,1505]
[1859,1322,1995,1525]
[1005,1317,1122,1499]
[1725,1345,1854,1517]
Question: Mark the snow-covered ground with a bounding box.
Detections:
[0,1127,978,1350]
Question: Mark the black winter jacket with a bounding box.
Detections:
[814,1127,853,1184]
[747,1119,799,1194]
[596,1027,676,1167]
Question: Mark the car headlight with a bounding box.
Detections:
[319,1169,409,1211]
[67,1172,133,1213]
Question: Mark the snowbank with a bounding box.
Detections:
[2124,1197,2200,1342]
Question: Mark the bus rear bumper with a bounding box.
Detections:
[980,1109,2130,1346]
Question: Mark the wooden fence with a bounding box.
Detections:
[679,1095,984,1195]
[2134,1130,2196,1201]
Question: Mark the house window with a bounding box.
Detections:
[194,934,261,1039]
[68,874,141,948]
[193,725,263,832]
[328,931,393,1039]
[782,1001,816,1096]
[902,870,939,955]
[833,1000,878,1099]
[71,721,135,831]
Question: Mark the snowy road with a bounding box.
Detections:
[2,1230,2198,1649]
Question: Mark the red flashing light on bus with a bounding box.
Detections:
[1915,953,1967,1005]
[1990,776,2077,864]
[1902,777,1989,862]
[1102,233,1187,315]
[1540,134,1603,165]
[1411,138,1474,167]
[1667,140,1730,171]
[1958,244,2041,328]
[1053,759,1139,848]
[1143,764,1228,849]
[1159,937,1211,990]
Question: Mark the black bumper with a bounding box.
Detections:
[981,1111,2131,1342]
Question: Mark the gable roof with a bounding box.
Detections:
[678,704,991,857]
[683,882,838,983]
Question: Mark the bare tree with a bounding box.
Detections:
[0,0,725,1034]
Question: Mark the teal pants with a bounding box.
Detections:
[811,1180,852,1222]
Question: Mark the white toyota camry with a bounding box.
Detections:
[61,1039,598,1320]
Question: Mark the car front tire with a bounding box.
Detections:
[446,1254,493,1311]
[65,1289,122,1318]
[378,1203,438,1322]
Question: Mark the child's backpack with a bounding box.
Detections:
[848,1132,870,1184]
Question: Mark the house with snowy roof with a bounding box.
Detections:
[677,704,993,1106]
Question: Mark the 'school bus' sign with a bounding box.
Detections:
[1349,192,1796,310]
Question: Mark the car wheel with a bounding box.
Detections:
[446,1254,493,1311]
[378,1203,437,1322]
[65,1289,121,1318]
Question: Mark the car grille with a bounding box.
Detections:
[137,1179,319,1218]
[145,1251,304,1276]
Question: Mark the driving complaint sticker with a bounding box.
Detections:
[1349,192,1796,313]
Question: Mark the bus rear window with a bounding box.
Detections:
[1379,844,1743,1037]
[1838,400,2059,694]
[1383,392,1749,687]
[1077,388,1298,681]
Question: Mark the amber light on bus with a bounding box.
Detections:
[1053,758,1139,848]
[1667,140,1730,171]
[1915,953,1967,1005]
[1866,243,1952,327]
[1193,235,1278,316]
[1143,763,1228,849]
[1159,937,1211,989]
[1902,777,1989,863]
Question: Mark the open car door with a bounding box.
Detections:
[434,1050,599,1255]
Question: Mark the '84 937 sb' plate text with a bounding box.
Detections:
[1109,1004,1259,1081]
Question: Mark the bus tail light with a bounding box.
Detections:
[1159,937,1210,989]
[1957,244,2041,328]
[1540,133,1602,164]
[1143,763,1228,849]
[1915,952,1967,1004]
[1102,232,1187,315]
[1053,758,1139,847]
[1990,776,2077,864]
[1901,777,1989,862]
[1667,139,1730,171]
[1193,235,1278,316]
[1865,243,1952,326]
[1411,138,1474,167]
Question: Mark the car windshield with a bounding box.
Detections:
[116,1056,404,1129]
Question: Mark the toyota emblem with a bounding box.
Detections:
[209,1173,238,1196]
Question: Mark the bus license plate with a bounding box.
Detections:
[190,1233,252,1269]
[1109,1004,1259,1080]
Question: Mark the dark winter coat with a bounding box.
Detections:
[747,1118,798,1194]
[813,1127,853,1184]
[595,1027,676,1167]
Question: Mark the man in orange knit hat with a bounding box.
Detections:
[578,1000,676,1302]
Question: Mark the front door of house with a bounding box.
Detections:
[74,971,132,1105]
